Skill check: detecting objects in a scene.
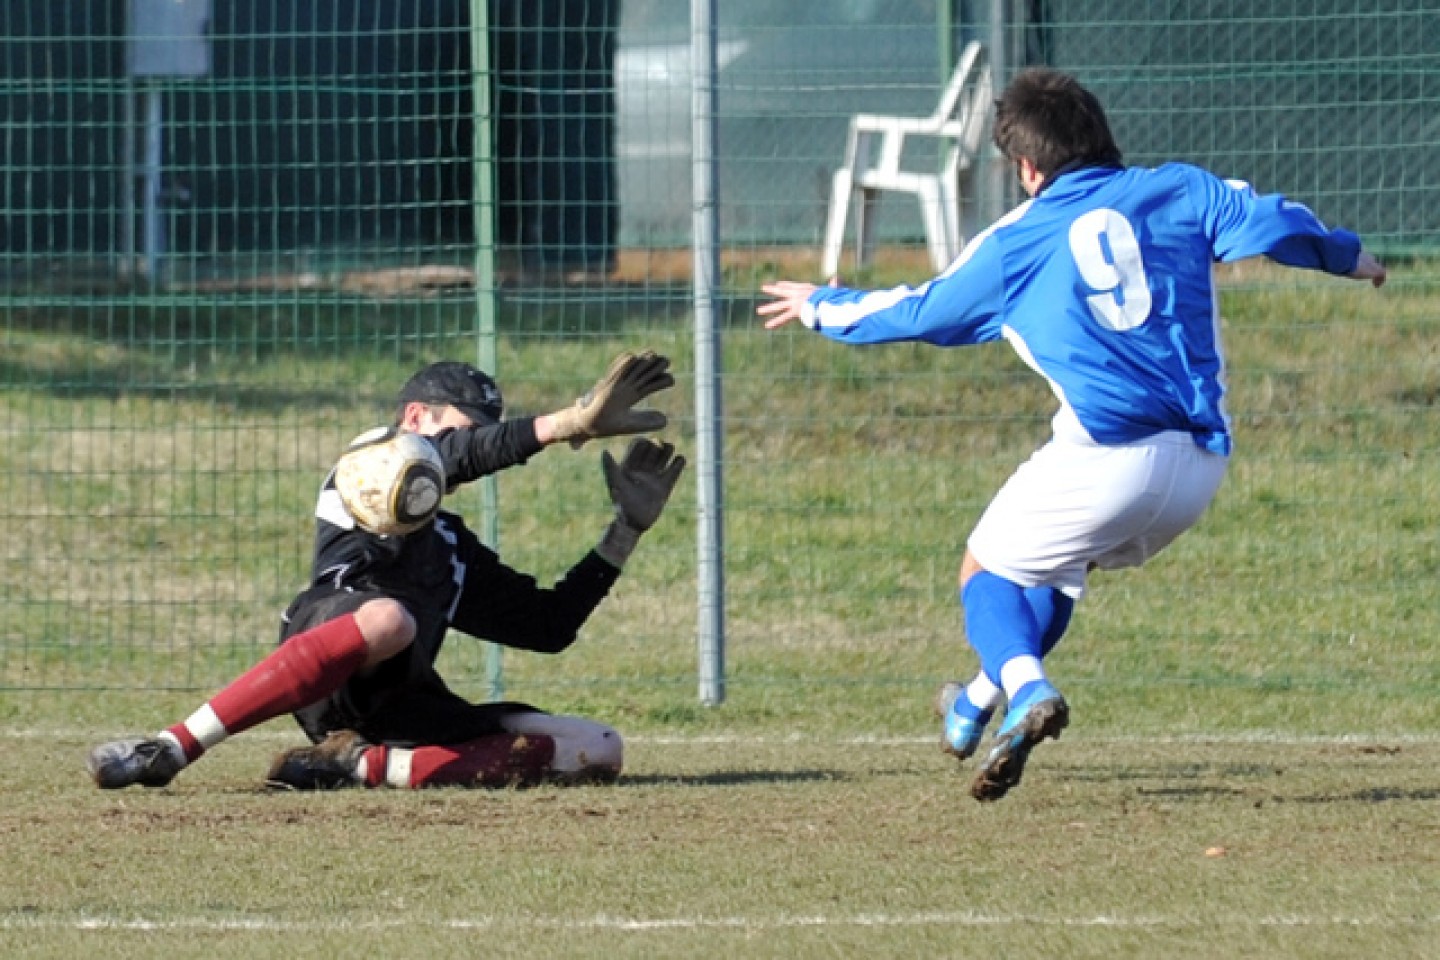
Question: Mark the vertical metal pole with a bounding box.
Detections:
[691,0,725,705]
[938,0,958,82]
[981,0,1009,225]
[142,85,165,282]
[471,0,504,700]
[120,0,136,279]
[120,79,136,278]
[937,0,955,200]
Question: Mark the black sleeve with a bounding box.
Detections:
[430,417,545,487]
[449,547,621,655]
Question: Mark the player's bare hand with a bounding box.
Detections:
[757,281,819,329]
[1349,251,1387,288]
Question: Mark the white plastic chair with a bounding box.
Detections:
[821,41,992,277]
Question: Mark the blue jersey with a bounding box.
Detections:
[801,163,1363,455]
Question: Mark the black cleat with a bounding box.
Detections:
[87,737,185,790]
[266,730,371,790]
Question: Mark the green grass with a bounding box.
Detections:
[1,263,1438,956]
[0,728,1436,959]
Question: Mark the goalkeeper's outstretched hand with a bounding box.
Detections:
[604,437,686,533]
[594,437,686,568]
[549,350,675,446]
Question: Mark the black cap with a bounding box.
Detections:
[398,362,504,425]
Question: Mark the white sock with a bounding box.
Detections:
[998,656,1046,701]
[385,748,413,788]
[182,704,229,751]
[963,673,1003,712]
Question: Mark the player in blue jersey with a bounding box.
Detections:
[758,67,1386,801]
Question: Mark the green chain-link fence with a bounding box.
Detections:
[2,2,1437,730]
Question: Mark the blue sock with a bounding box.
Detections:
[1024,586,1074,657]
[951,687,991,721]
[960,571,1041,686]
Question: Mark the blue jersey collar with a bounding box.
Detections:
[1036,161,1124,197]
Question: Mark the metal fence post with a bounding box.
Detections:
[471,0,503,701]
[692,0,725,706]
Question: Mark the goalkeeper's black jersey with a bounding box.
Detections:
[305,417,619,657]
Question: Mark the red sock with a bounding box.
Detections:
[163,723,205,762]
[202,614,369,740]
[397,735,556,788]
[361,745,389,788]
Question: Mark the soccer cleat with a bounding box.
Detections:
[266,730,371,790]
[934,681,994,761]
[87,737,185,790]
[970,681,1068,802]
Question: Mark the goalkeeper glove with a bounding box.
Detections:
[595,437,686,568]
[548,350,674,447]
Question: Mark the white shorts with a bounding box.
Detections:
[968,431,1228,599]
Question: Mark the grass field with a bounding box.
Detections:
[2,721,1437,959]
[1,261,1438,957]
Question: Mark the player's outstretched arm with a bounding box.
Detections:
[537,350,675,446]
[1349,251,1387,288]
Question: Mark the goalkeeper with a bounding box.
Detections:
[88,352,684,790]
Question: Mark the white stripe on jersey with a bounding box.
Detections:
[803,198,1035,333]
[802,281,932,331]
[316,485,355,530]
[433,517,467,622]
[1000,323,1096,445]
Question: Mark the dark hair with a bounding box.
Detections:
[992,68,1122,177]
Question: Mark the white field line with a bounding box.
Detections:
[637,733,1440,746]
[0,911,1436,933]
[5,728,1439,746]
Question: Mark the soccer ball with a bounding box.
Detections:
[333,430,446,536]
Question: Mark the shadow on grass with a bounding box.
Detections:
[1065,762,1284,784]
[200,769,853,797]
[1276,787,1440,804]
[1132,785,1252,799]
[1058,761,1440,805]
[620,769,851,787]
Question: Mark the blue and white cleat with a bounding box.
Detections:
[970,681,1068,802]
[935,681,994,761]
